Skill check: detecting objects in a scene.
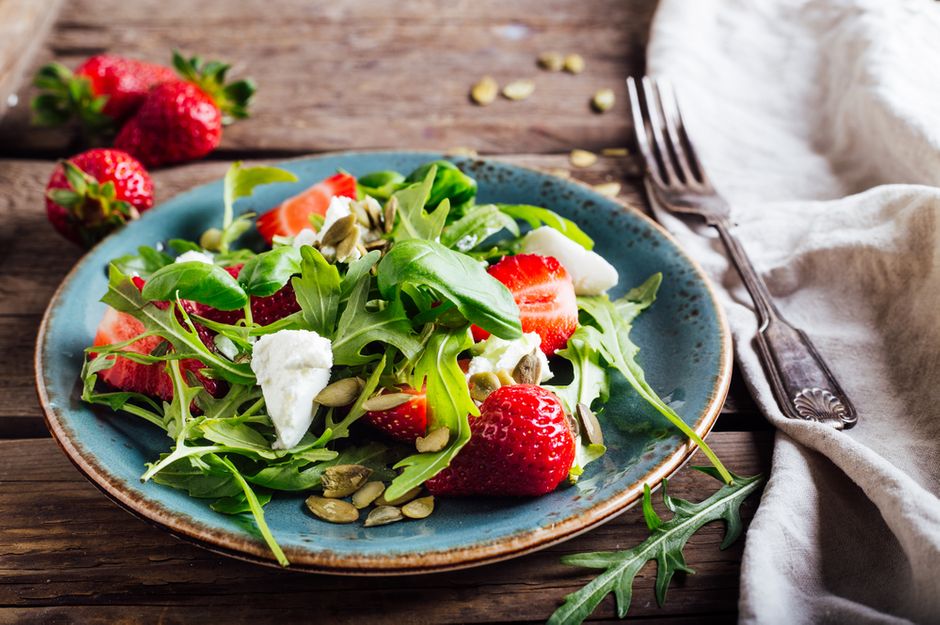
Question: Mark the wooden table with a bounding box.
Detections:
[0,1,773,622]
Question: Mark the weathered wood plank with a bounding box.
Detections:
[0,0,657,156]
[0,0,63,119]
[0,432,770,623]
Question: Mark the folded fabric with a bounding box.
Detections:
[646,1,940,623]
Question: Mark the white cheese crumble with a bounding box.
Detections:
[174,250,215,265]
[250,329,333,450]
[292,228,318,248]
[468,332,552,382]
[521,226,619,295]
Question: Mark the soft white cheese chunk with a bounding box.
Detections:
[174,250,215,265]
[292,228,318,248]
[468,332,552,382]
[250,329,333,450]
[521,226,618,295]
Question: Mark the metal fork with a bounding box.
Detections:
[627,76,856,430]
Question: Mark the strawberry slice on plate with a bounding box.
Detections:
[363,386,428,443]
[472,253,578,356]
[256,172,357,243]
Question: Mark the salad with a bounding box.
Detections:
[81,159,729,566]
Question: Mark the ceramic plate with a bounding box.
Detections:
[35,151,731,574]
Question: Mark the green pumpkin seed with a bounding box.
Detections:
[416,427,450,453]
[321,464,372,498]
[563,53,585,74]
[315,377,365,407]
[470,76,498,106]
[199,228,222,251]
[537,51,564,72]
[376,486,422,507]
[334,229,360,262]
[570,149,597,168]
[512,350,542,385]
[306,496,359,523]
[362,392,412,412]
[576,402,604,446]
[402,496,435,520]
[364,505,404,527]
[352,481,386,509]
[469,371,502,403]
[591,88,615,113]
[320,214,357,247]
[383,196,398,233]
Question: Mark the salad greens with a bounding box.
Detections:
[82,157,732,571]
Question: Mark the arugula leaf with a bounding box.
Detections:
[290,246,340,337]
[386,328,478,500]
[404,160,477,209]
[81,352,165,429]
[141,261,248,310]
[548,469,764,625]
[247,442,386,491]
[223,162,297,228]
[103,265,254,384]
[376,239,522,340]
[389,166,449,242]
[238,246,302,297]
[111,245,173,279]
[357,170,405,200]
[151,456,242,499]
[497,203,594,250]
[199,419,279,458]
[331,274,420,366]
[548,325,610,414]
[211,491,273,514]
[568,440,607,483]
[441,204,519,252]
[327,354,386,440]
[340,250,381,300]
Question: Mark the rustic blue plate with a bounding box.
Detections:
[35,151,731,574]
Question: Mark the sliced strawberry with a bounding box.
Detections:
[472,254,578,356]
[425,385,575,497]
[363,387,428,443]
[192,264,301,326]
[256,173,357,243]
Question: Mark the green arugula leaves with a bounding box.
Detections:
[291,246,341,336]
[441,203,519,252]
[497,203,594,250]
[141,261,248,310]
[238,246,302,297]
[221,162,297,252]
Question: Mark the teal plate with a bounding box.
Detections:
[35,151,731,574]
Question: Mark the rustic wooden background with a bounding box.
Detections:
[0,1,773,623]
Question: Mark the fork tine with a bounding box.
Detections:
[656,80,698,187]
[660,80,711,188]
[641,76,679,186]
[626,77,665,189]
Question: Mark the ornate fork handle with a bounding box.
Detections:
[711,216,857,429]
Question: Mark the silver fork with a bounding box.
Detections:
[627,76,856,430]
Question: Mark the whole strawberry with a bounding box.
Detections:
[32,55,176,132]
[426,385,576,497]
[45,148,154,246]
[114,52,255,167]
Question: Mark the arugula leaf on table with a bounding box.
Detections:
[291,246,340,337]
[389,165,450,242]
[385,328,478,500]
[497,203,594,250]
[376,238,522,340]
[220,162,298,252]
[141,261,248,310]
[238,246,302,297]
[548,469,764,625]
[577,274,732,484]
[441,203,519,252]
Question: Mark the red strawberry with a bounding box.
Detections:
[31,55,175,131]
[426,385,575,497]
[363,387,428,442]
[256,173,358,243]
[45,148,154,247]
[193,264,301,326]
[472,254,578,356]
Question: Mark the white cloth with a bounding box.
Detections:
[647,1,940,623]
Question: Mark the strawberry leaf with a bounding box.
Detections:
[548,470,764,625]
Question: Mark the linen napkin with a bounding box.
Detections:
[645,1,940,623]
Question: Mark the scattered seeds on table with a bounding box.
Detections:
[601,147,630,157]
[199,227,222,251]
[469,371,502,403]
[593,182,622,197]
[402,496,435,520]
[591,88,615,113]
[321,464,373,498]
[377,485,422,507]
[546,167,571,179]
[315,377,365,407]
[512,350,542,385]
[416,427,450,453]
[471,76,498,106]
[576,402,604,446]
[306,496,359,524]
[563,53,585,74]
[502,79,535,101]
[569,149,598,168]
[352,481,386,509]
[446,146,479,158]
[537,51,564,72]
[362,392,412,412]
[364,505,404,527]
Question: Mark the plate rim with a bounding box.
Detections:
[34,149,733,575]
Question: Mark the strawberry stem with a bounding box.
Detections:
[172,50,256,124]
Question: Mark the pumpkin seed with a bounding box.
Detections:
[334,228,360,262]
[364,505,404,527]
[321,214,357,247]
[567,411,581,438]
[350,201,371,227]
[362,392,412,412]
[591,88,615,113]
[512,350,542,385]
[496,369,516,386]
[376,486,422,507]
[569,149,597,168]
[321,464,373,498]
[402,496,435,520]
[593,182,622,197]
[469,371,502,403]
[502,79,535,101]
[383,196,398,233]
[470,76,498,106]
[445,146,478,158]
[315,377,364,407]
[601,147,629,157]
[537,51,564,72]
[306,496,359,523]
[547,167,571,179]
[364,239,388,252]
[576,402,604,446]
[199,228,222,251]
[352,481,386,509]
[563,53,585,74]
[416,427,450,453]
